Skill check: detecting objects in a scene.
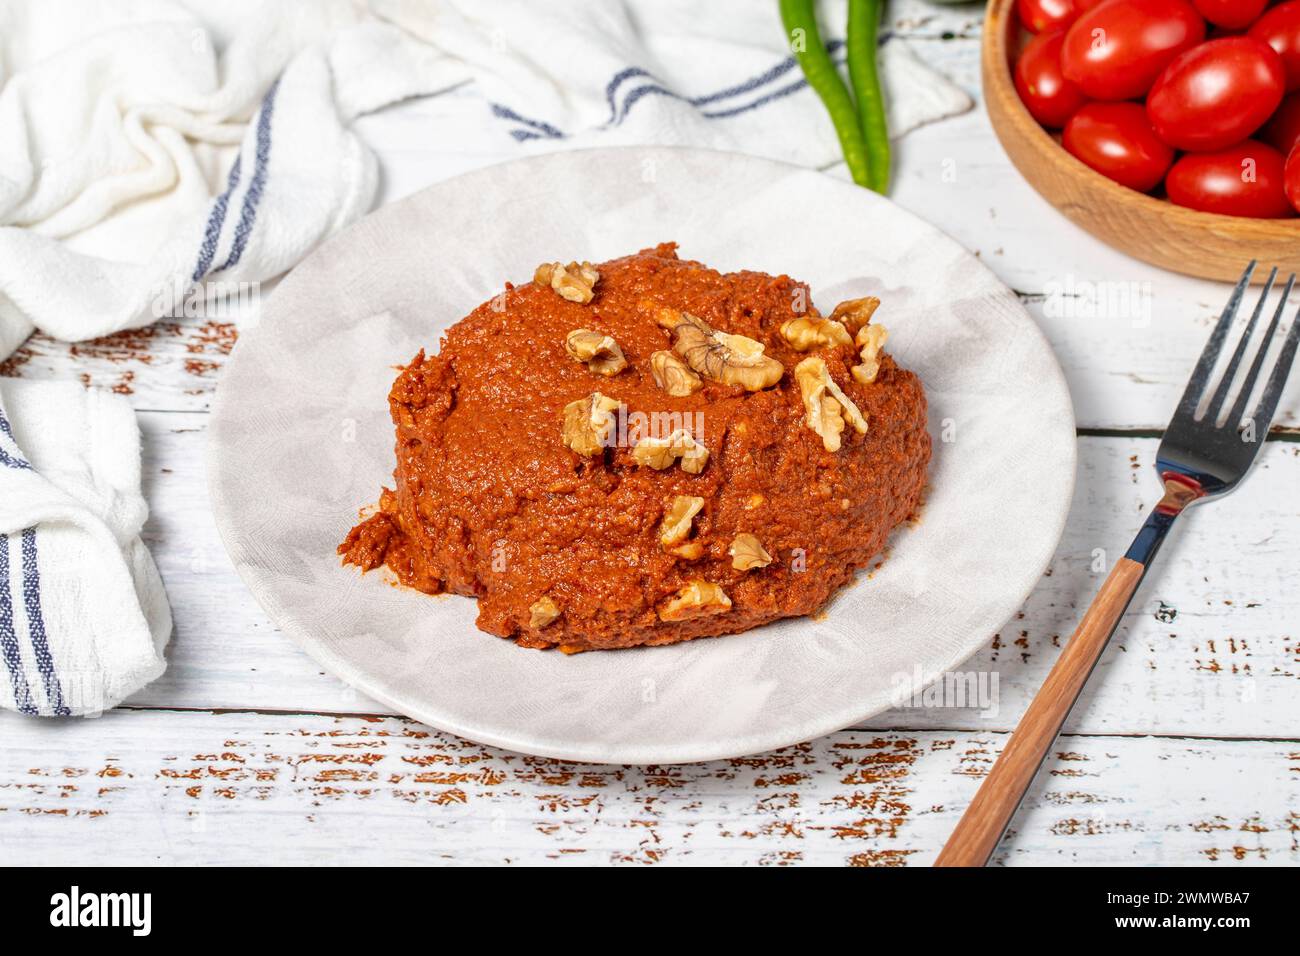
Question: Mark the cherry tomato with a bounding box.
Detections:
[1063,102,1176,191]
[1016,30,1089,127]
[1285,143,1300,211]
[1191,0,1268,30]
[1018,0,1082,33]
[1166,140,1296,216]
[1147,38,1285,151]
[1263,90,1300,154]
[1062,0,1206,100]
[1250,1,1300,91]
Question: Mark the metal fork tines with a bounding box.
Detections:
[1160,261,1300,499]
[936,264,1300,867]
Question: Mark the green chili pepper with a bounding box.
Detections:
[846,0,890,193]
[779,0,871,189]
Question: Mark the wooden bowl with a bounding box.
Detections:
[982,0,1300,283]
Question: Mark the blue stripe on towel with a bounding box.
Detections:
[0,447,29,470]
[0,410,31,470]
[491,103,564,139]
[212,76,282,274]
[688,54,800,108]
[510,39,865,142]
[21,528,67,716]
[609,38,857,126]
[621,48,852,124]
[0,535,36,715]
[700,75,817,119]
[604,54,801,126]
[603,66,652,124]
[191,155,243,283]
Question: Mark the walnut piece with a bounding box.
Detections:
[529,596,560,628]
[830,296,881,338]
[653,305,685,330]
[780,315,852,351]
[561,391,622,457]
[794,356,868,452]
[851,323,889,385]
[660,496,705,559]
[649,349,703,396]
[658,308,784,391]
[660,495,705,546]
[658,579,732,621]
[565,328,627,376]
[667,541,705,560]
[535,260,600,304]
[729,533,772,571]
[631,429,709,474]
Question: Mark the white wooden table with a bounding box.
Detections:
[3,3,1297,866]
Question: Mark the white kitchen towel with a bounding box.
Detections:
[381,0,972,163]
[0,0,971,363]
[0,0,467,362]
[0,379,170,716]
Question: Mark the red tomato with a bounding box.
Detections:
[1061,0,1206,100]
[1263,90,1300,154]
[1016,30,1089,127]
[1166,140,1296,216]
[1147,38,1285,151]
[1285,143,1300,211]
[1192,0,1268,30]
[1250,1,1300,91]
[1018,0,1083,33]
[1063,102,1176,190]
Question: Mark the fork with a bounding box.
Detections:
[934,261,1300,867]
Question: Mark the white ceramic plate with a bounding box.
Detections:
[209,146,1075,764]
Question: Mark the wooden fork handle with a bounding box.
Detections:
[933,557,1147,867]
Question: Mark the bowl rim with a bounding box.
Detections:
[982,0,1300,236]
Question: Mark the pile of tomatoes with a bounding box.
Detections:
[1014,0,1300,218]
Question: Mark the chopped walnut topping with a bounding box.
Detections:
[565,328,627,376]
[660,495,705,546]
[660,497,705,559]
[794,356,868,452]
[561,391,622,457]
[631,429,709,474]
[649,350,703,396]
[658,579,732,621]
[729,533,772,571]
[529,596,561,628]
[830,296,881,338]
[653,305,685,330]
[535,260,600,304]
[658,308,784,391]
[780,315,852,351]
[667,541,705,560]
[851,323,889,385]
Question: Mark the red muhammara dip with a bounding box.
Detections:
[340,243,930,652]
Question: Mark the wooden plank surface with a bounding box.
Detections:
[1,710,1294,866]
[130,413,1300,741]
